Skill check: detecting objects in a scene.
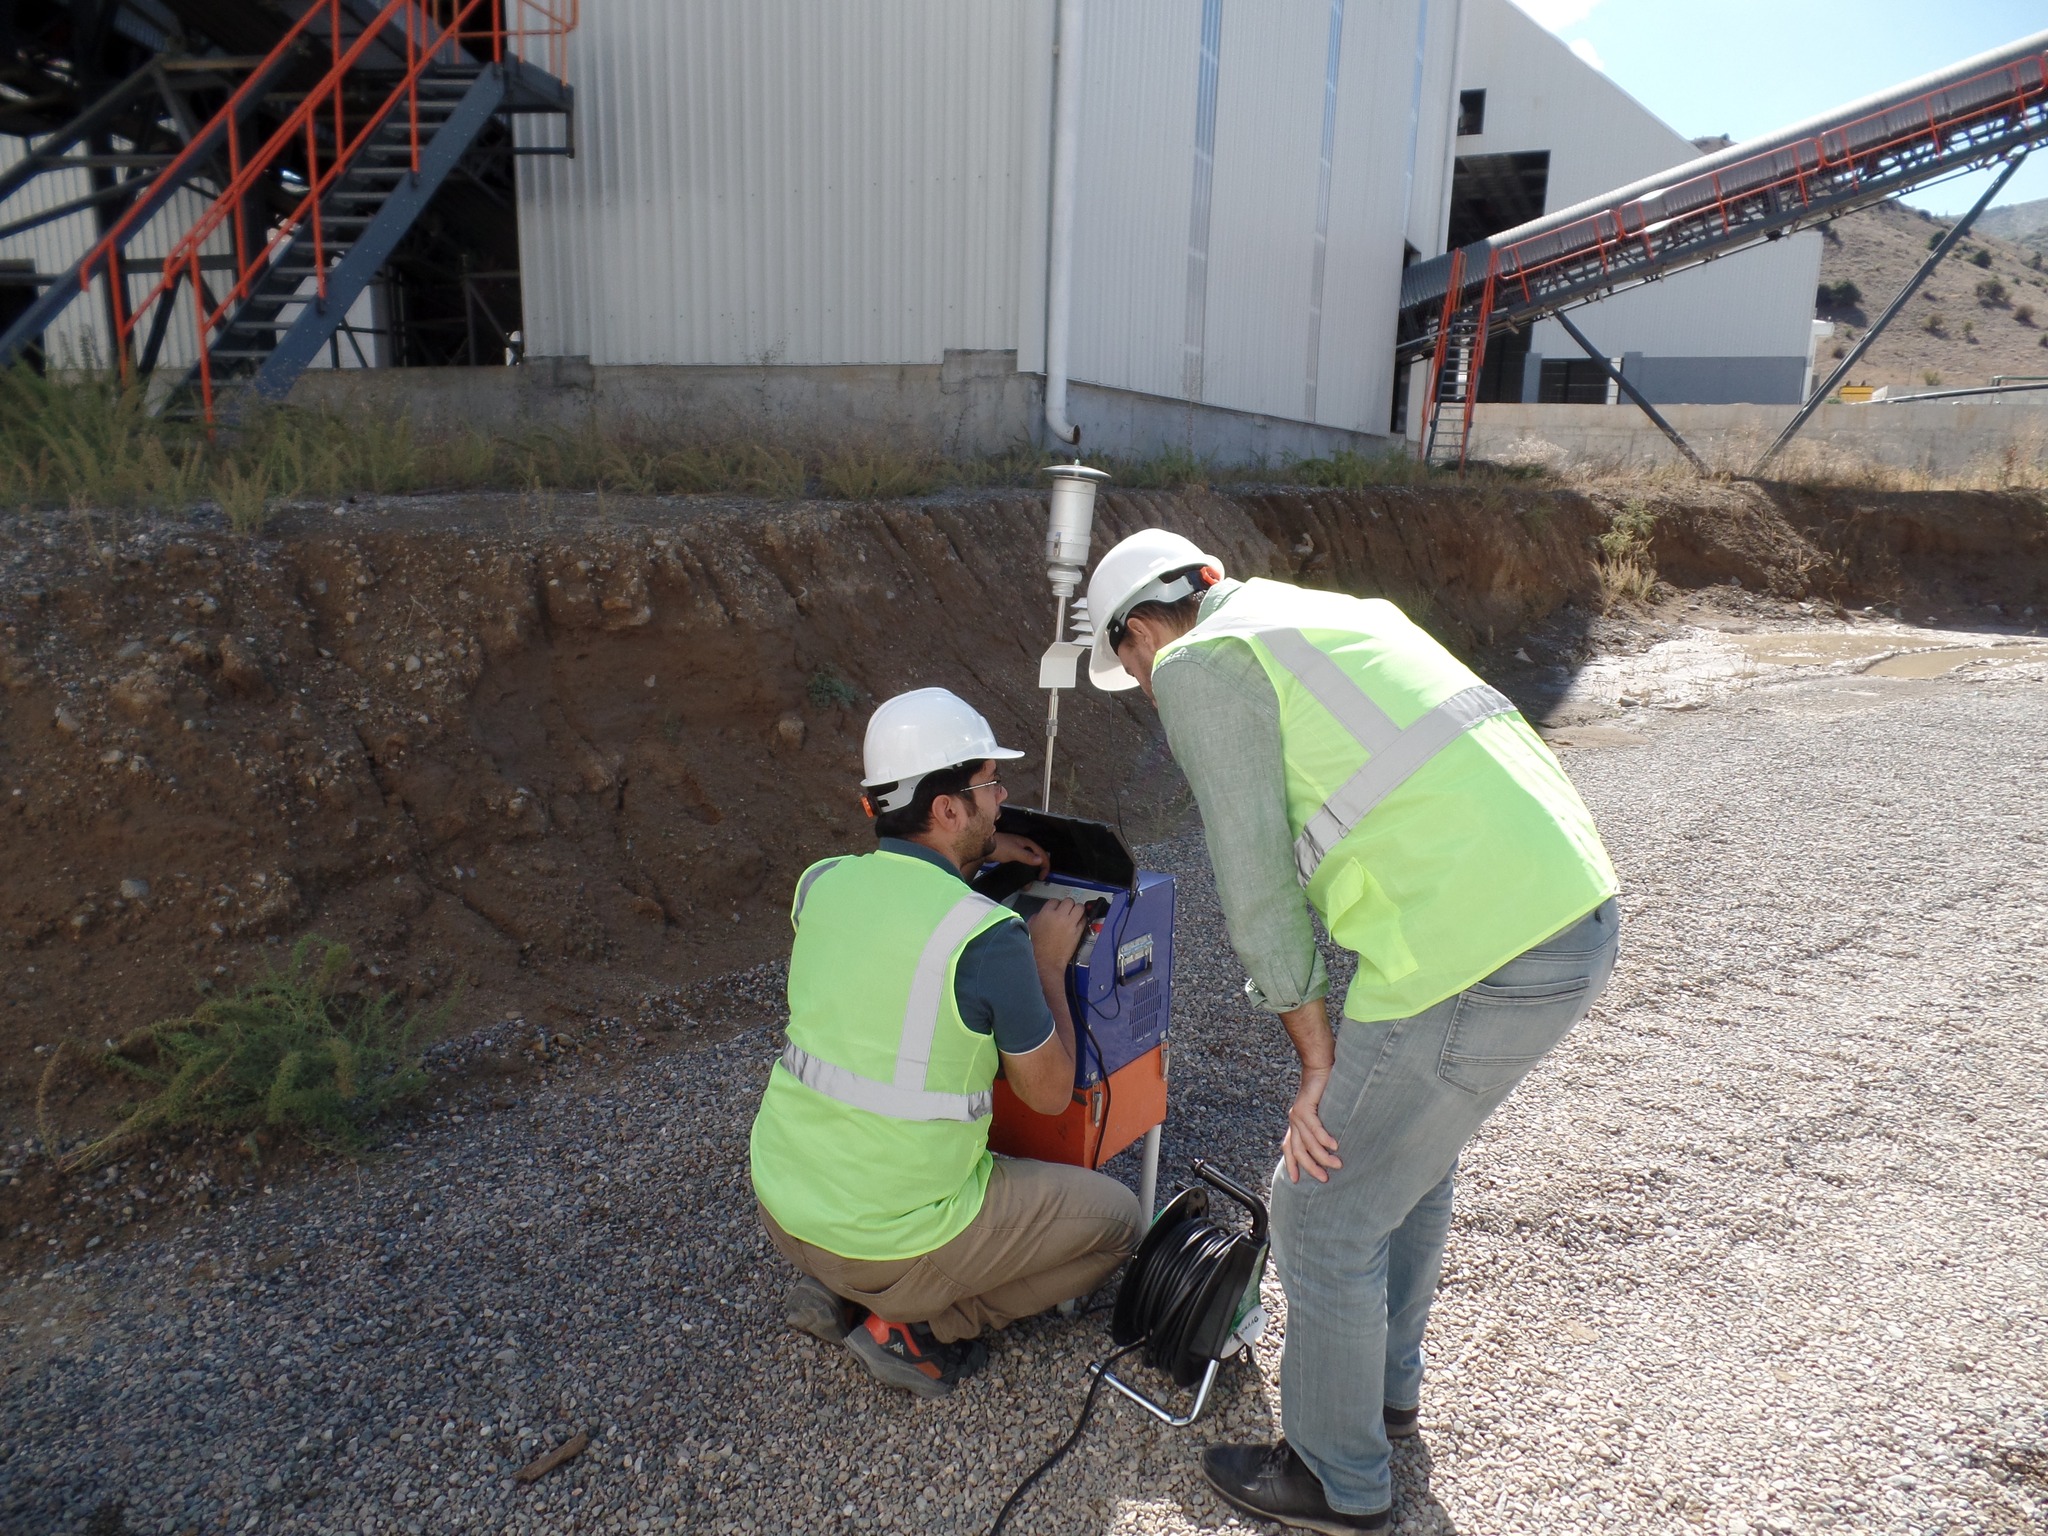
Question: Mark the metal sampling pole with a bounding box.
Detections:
[1038,464,1108,812]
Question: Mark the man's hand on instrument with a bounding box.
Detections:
[1282,1064,1343,1184]
[1028,897,1088,974]
[991,831,1051,876]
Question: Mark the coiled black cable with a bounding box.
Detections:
[1120,1217,1241,1377]
[987,1187,1261,1535]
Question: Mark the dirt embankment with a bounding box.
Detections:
[0,481,2042,1175]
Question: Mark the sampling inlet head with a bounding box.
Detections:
[1042,463,1111,600]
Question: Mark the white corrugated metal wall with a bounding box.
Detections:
[1066,0,1452,434]
[515,0,1045,367]
[511,0,1451,435]
[1065,0,1204,404]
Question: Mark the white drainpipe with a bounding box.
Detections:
[1044,0,1084,446]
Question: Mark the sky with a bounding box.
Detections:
[1508,0,2048,217]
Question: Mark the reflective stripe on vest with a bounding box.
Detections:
[1256,628,1517,886]
[791,857,845,922]
[779,888,999,1123]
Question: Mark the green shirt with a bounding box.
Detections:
[1151,580,1332,1014]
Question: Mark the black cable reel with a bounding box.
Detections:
[1099,1158,1271,1420]
[988,1161,1271,1534]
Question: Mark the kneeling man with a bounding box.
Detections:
[749,687,1142,1397]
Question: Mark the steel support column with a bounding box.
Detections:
[1552,309,1709,475]
[1755,152,2027,473]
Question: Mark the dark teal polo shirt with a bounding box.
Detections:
[878,838,1056,1055]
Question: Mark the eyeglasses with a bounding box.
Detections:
[958,776,1004,798]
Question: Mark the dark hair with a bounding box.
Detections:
[870,758,988,839]
[1113,563,1215,648]
[1120,591,1204,638]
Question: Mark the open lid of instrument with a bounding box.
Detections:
[971,805,1137,902]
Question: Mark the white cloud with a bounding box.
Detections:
[1510,0,1605,28]
[1569,35,1606,71]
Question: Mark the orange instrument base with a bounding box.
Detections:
[988,1044,1166,1169]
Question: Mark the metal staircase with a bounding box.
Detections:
[1420,251,1495,468]
[0,0,576,418]
[1406,28,2048,467]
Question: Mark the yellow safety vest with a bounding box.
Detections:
[748,850,1016,1260]
[1159,578,1616,1021]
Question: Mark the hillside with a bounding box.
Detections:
[1972,193,2048,254]
[1813,197,2048,394]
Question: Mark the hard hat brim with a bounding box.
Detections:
[1088,627,1141,692]
[858,741,1024,789]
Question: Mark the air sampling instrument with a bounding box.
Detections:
[984,462,1171,1221]
[977,805,1171,1217]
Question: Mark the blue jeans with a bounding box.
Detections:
[1269,898,1621,1515]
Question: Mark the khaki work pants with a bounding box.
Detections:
[759,1156,1142,1344]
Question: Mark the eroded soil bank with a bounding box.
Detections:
[0,478,2042,1246]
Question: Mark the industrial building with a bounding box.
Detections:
[5,2,2031,466]
[1446,0,1822,408]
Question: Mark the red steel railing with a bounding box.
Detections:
[76,0,575,418]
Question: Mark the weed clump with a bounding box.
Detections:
[806,667,860,710]
[44,938,435,1172]
[1596,497,1658,609]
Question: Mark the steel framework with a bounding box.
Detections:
[0,0,576,417]
[1408,29,2048,466]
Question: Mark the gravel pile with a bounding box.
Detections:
[3,662,2044,1535]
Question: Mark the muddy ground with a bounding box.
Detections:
[1,478,2043,1268]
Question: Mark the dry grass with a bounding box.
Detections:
[14,364,2048,518]
[1595,496,1660,612]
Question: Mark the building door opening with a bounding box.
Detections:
[1444,151,1550,403]
[0,263,44,374]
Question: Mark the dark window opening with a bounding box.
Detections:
[1447,150,1549,251]
[1458,89,1487,137]
[0,263,45,374]
[1477,323,1531,403]
[1538,358,1614,405]
[1391,243,1421,433]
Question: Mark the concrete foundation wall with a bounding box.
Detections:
[286,353,1401,464]
[1469,401,2048,477]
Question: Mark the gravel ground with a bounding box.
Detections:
[3,659,2045,1536]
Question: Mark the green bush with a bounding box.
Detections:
[1977,278,2008,307]
[806,668,860,710]
[52,939,435,1171]
[1970,248,1994,269]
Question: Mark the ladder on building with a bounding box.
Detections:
[0,0,576,419]
[1421,249,1498,467]
[1402,29,2048,469]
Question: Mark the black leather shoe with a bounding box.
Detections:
[1201,1439,1390,1534]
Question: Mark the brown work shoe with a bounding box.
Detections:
[783,1274,862,1344]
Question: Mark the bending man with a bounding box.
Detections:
[749,687,1142,1398]
[1084,531,1620,1532]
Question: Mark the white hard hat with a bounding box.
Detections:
[861,688,1025,811]
[1084,529,1225,691]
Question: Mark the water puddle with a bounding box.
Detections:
[1729,632,2048,678]
[1556,624,2046,717]
[1863,644,2048,679]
